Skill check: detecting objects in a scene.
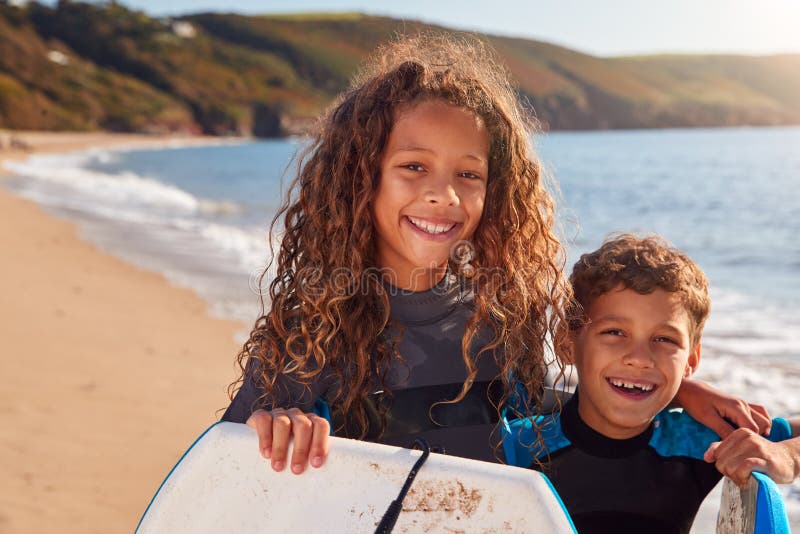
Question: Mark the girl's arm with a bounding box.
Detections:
[674,378,772,438]
[246,407,330,474]
[704,418,800,487]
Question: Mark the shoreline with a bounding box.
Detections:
[0,131,237,175]
[2,131,797,531]
[0,131,246,533]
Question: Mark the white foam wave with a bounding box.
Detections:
[6,148,246,219]
[6,151,201,213]
[3,144,271,321]
[198,223,268,271]
[699,286,800,415]
[104,137,244,153]
[695,353,800,416]
[703,286,800,360]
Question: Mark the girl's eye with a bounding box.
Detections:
[401,163,425,172]
[458,171,483,180]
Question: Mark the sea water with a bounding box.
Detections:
[4,126,799,524]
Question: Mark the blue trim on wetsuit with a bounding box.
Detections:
[648,409,720,459]
[502,412,571,468]
[649,412,793,460]
[312,398,334,436]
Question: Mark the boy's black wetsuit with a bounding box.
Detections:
[528,391,791,534]
[222,273,507,462]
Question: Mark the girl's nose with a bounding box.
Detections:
[424,173,459,206]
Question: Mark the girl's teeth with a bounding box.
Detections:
[407,216,456,235]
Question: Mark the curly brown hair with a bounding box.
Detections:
[568,233,710,345]
[231,33,571,438]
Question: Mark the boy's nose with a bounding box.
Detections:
[622,342,655,368]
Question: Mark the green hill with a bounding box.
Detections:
[1,1,799,136]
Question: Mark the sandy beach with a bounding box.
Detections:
[0,132,245,533]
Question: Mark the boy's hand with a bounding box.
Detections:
[246,407,330,474]
[704,430,800,487]
[675,379,771,438]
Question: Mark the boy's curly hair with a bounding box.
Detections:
[568,234,710,345]
[231,33,571,439]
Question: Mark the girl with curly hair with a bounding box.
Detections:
[222,34,770,475]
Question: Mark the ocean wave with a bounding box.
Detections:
[703,285,800,358]
[695,352,800,417]
[6,150,244,226]
[7,152,197,212]
[197,222,269,272]
[2,144,271,322]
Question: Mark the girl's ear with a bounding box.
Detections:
[684,343,702,378]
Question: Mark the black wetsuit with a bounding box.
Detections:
[523,392,792,534]
[222,273,507,462]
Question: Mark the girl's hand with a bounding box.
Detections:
[246,407,330,474]
[675,379,771,438]
[704,430,800,487]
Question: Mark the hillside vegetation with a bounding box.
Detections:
[2,1,799,136]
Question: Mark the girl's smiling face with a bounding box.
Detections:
[372,100,489,291]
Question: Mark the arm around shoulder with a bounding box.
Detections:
[675,378,772,438]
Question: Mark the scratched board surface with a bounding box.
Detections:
[136,422,576,533]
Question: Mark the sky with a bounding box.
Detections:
[64,0,800,57]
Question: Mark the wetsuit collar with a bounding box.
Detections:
[386,271,465,325]
[562,389,655,459]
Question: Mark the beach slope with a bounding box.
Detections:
[0,133,243,533]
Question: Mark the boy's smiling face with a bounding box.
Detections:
[570,286,701,439]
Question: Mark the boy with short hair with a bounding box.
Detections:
[521,234,800,533]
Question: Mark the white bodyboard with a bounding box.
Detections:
[137,422,576,533]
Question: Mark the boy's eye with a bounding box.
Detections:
[601,329,624,337]
[654,336,677,345]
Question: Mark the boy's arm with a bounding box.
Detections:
[704,417,800,487]
[675,378,772,438]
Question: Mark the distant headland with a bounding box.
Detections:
[1,2,799,137]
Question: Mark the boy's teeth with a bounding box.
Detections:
[609,378,654,392]
[407,216,456,235]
